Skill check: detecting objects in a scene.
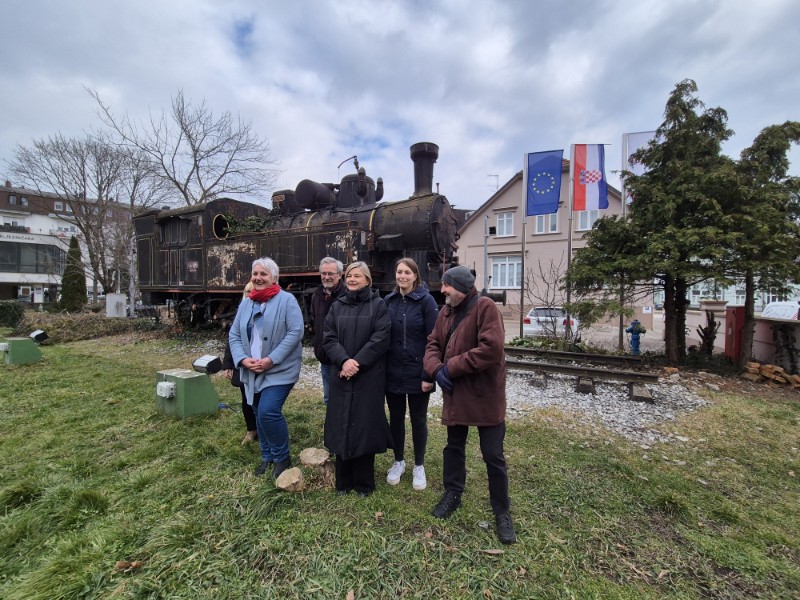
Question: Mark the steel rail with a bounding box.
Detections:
[505,345,643,367]
[505,358,661,384]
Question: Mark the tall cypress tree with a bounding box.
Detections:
[60,236,88,311]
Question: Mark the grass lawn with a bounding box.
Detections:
[1,330,799,599]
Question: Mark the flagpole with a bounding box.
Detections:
[520,154,528,338]
[619,134,628,349]
[566,145,575,326]
[621,134,628,217]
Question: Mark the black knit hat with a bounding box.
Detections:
[442,266,475,294]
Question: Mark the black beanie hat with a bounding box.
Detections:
[442,266,475,294]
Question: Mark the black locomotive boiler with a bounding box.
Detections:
[134,142,460,324]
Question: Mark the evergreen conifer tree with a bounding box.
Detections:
[60,236,88,311]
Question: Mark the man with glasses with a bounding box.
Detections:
[309,257,345,404]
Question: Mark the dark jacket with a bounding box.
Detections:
[384,284,438,394]
[322,286,392,459]
[310,280,345,363]
[221,339,243,388]
[423,287,506,426]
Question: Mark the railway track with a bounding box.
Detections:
[505,358,660,384]
[504,346,644,367]
[504,346,660,385]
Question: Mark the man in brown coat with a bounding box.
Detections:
[424,265,516,544]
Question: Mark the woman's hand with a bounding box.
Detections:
[241,357,272,373]
[223,369,233,380]
[421,381,434,393]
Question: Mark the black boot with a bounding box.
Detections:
[432,490,462,519]
[495,511,517,545]
[254,460,271,476]
[272,458,291,479]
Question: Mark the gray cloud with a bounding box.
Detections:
[2,0,798,209]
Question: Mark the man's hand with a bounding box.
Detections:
[435,364,453,394]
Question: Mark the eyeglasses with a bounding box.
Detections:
[320,271,339,277]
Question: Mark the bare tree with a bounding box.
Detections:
[8,133,130,299]
[113,149,171,315]
[90,88,280,206]
[523,255,569,312]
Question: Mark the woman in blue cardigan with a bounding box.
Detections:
[229,257,304,479]
[384,258,438,491]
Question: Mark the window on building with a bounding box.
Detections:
[496,212,514,237]
[0,242,15,271]
[767,290,786,303]
[577,210,600,231]
[20,196,28,206]
[735,288,746,304]
[54,201,63,211]
[689,284,702,306]
[534,213,559,234]
[8,195,16,205]
[491,255,522,289]
[65,203,73,213]
[3,218,25,227]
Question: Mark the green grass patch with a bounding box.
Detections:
[1,332,799,598]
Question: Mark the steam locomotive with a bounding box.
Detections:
[133,142,460,324]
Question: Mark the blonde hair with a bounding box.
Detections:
[345,261,372,285]
[243,281,254,298]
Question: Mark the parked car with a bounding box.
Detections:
[523,307,581,341]
[761,301,800,320]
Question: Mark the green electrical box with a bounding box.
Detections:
[1,338,43,365]
[155,368,219,419]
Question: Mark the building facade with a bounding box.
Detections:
[456,164,624,323]
[0,181,87,302]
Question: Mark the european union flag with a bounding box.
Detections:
[525,150,563,216]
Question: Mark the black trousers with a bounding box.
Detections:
[442,422,510,514]
[242,387,256,431]
[335,454,376,494]
[386,392,430,465]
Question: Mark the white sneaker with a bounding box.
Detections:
[412,465,427,491]
[386,460,405,485]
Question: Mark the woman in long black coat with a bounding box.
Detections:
[323,261,392,496]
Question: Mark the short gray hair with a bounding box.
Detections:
[252,257,279,280]
[319,257,343,273]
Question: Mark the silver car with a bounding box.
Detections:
[523,307,581,341]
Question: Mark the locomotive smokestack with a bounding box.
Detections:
[410,142,439,197]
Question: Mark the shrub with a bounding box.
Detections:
[0,300,25,328]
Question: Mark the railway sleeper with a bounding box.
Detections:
[628,382,654,403]
[576,377,595,394]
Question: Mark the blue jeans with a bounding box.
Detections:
[253,383,295,463]
[320,363,332,404]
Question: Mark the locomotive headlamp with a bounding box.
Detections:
[192,354,222,375]
[30,330,48,343]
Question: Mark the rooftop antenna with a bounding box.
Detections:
[487,174,499,192]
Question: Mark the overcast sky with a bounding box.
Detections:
[3,0,798,210]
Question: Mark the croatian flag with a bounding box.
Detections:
[572,144,608,211]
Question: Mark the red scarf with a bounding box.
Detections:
[249,284,281,304]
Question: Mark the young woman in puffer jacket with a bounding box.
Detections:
[384,258,438,491]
